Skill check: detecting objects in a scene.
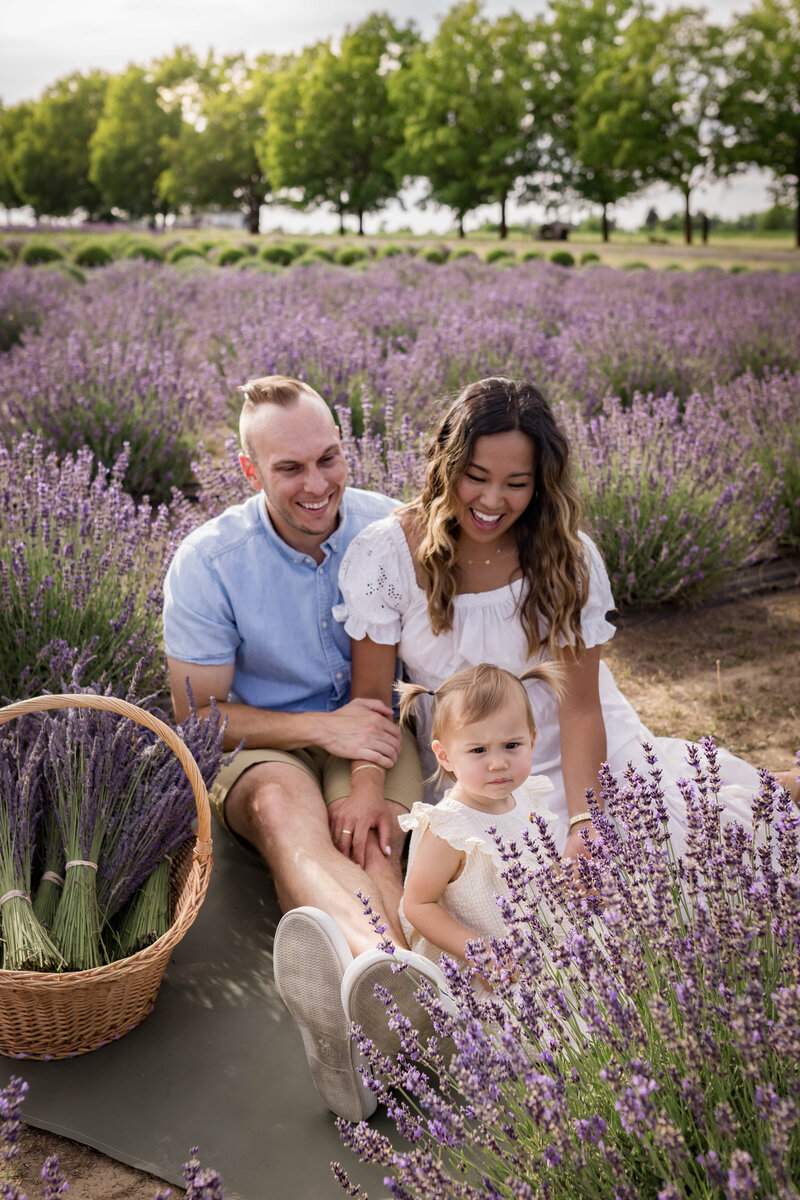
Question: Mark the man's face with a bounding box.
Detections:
[239,393,347,551]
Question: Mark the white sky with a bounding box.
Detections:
[0,0,775,232]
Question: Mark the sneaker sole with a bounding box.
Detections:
[342,948,455,1059]
[273,907,377,1122]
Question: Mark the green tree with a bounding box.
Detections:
[534,0,639,241]
[575,7,720,244]
[390,1,540,238]
[8,74,107,218]
[89,65,181,222]
[157,50,273,234]
[262,14,416,235]
[0,102,33,211]
[716,0,800,247]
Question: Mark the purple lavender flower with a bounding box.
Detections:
[0,1076,27,1168]
[40,1155,67,1199]
[182,1147,226,1199]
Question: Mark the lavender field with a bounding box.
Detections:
[2,255,800,1197]
[1,255,799,703]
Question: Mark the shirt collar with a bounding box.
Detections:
[255,490,349,563]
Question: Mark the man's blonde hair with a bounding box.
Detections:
[238,375,326,457]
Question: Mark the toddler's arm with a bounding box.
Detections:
[403,829,482,963]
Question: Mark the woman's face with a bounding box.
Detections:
[453,429,535,542]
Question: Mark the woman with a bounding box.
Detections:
[332,376,796,862]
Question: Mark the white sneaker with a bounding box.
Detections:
[341,946,458,1059]
[273,907,377,1122]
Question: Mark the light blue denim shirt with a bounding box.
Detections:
[163,487,396,713]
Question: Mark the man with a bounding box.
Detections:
[163,376,449,1123]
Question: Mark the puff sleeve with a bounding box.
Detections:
[571,532,617,650]
[333,515,411,645]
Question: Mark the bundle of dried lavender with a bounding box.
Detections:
[94,695,228,926]
[46,711,119,971]
[0,725,63,972]
[31,807,65,932]
[110,857,172,959]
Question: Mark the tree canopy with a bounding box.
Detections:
[261,14,417,234]
[8,73,107,218]
[389,1,541,237]
[157,51,274,234]
[89,66,181,221]
[716,0,800,245]
[0,0,795,239]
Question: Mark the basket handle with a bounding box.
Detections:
[0,693,212,860]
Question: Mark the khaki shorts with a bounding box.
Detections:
[209,726,422,855]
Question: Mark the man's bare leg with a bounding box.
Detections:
[224,761,408,952]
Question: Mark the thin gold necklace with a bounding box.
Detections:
[461,544,515,567]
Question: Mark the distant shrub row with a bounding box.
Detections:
[0,238,771,276]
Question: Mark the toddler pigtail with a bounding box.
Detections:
[395,681,431,730]
[520,660,566,701]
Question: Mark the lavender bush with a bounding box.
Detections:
[0,269,72,354]
[562,392,786,607]
[338,742,800,1200]
[0,263,226,505]
[0,435,195,704]
[712,370,800,550]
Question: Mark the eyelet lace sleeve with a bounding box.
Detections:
[333,515,410,645]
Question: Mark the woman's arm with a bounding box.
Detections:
[553,643,607,861]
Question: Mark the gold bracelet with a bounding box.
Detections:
[568,810,592,829]
[350,763,386,777]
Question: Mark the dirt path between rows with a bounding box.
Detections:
[10,581,800,1199]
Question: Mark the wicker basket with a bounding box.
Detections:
[0,693,213,1059]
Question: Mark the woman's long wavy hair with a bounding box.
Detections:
[407,377,589,659]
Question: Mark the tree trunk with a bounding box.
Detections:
[701,212,709,245]
[358,210,364,236]
[338,208,345,236]
[499,195,508,240]
[683,189,692,245]
[458,215,465,238]
[246,193,260,235]
[602,204,610,243]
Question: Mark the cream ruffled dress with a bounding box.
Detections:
[397,775,566,966]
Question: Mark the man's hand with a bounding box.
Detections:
[328,775,394,868]
[316,697,401,767]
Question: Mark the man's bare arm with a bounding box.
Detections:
[167,658,401,765]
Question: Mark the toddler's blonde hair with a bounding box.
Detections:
[396,661,563,783]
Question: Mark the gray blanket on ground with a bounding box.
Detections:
[0,835,395,1200]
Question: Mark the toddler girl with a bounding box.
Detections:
[396,662,568,988]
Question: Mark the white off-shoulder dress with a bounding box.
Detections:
[333,513,762,857]
[397,775,564,965]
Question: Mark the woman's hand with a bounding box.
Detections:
[328,772,393,869]
[561,823,598,867]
